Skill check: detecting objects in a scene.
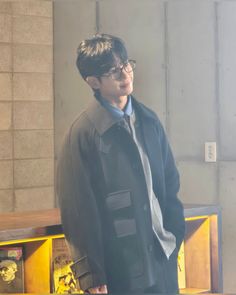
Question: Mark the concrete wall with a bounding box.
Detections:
[0,0,54,212]
[53,0,236,292]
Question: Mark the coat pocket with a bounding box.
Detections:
[105,190,143,278]
[99,138,111,154]
[106,190,131,211]
[113,218,136,238]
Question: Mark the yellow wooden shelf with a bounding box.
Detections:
[180,287,211,294]
[0,206,222,293]
[178,210,223,293]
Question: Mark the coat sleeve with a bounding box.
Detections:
[158,122,185,251]
[56,124,107,291]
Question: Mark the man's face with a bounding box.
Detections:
[0,261,17,283]
[94,57,134,103]
[0,266,16,282]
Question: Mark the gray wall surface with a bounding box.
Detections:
[0,1,55,213]
[54,0,236,292]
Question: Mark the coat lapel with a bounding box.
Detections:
[132,98,166,209]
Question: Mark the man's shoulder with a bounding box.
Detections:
[70,109,94,132]
[132,96,160,124]
[62,106,98,148]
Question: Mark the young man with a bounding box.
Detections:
[57,34,185,294]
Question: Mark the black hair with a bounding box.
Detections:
[76,34,128,80]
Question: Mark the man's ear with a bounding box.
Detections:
[86,76,100,90]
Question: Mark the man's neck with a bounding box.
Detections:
[102,95,128,110]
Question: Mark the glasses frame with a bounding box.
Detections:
[100,59,136,80]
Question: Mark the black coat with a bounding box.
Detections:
[57,97,185,293]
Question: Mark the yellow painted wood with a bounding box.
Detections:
[24,239,52,293]
[0,234,65,247]
[180,287,211,294]
[210,215,220,292]
[185,215,209,221]
[185,217,211,289]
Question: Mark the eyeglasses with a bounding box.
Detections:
[101,60,136,80]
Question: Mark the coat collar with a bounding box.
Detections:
[85,99,121,135]
[85,95,157,136]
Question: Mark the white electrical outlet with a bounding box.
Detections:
[205,142,217,162]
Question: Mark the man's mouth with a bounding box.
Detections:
[120,81,131,87]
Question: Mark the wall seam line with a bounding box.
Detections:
[164,1,170,134]
[95,0,100,34]
[10,1,16,212]
[214,1,221,204]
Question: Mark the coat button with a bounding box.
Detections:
[132,162,138,170]
[148,245,153,252]
[143,204,148,211]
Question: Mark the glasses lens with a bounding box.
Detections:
[102,60,136,79]
[110,68,121,80]
[125,60,136,73]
